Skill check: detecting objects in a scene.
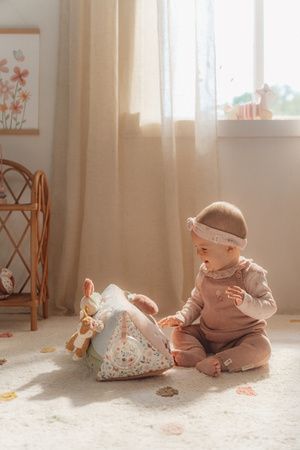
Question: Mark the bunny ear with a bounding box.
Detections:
[84,278,94,298]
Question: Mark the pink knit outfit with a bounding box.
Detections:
[172,257,277,372]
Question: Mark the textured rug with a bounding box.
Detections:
[0,313,299,449]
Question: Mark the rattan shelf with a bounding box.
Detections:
[0,159,51,330]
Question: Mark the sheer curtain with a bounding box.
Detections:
[49,0,218,316]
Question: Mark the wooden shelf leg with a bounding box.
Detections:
[31,305,38,331]
[43,299,48,319]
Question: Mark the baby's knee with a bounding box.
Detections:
[171,326,184,347]
[252,333,272,357]
[171,324,201,349]
[240,333,272,370]
[258,334,272,363]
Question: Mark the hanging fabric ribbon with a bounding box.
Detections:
[121,312,128,343]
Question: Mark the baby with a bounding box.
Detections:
[158,201,277,377]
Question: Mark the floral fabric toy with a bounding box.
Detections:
[85,283,174,381]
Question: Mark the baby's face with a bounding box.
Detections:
[191,231,239,272]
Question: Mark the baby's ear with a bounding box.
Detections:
[227,245,236,254]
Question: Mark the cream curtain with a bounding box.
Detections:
[49,0,218,316]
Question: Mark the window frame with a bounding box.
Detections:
[217,0,300,137]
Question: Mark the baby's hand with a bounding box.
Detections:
[157,315,184,329]
[226,286,245,306]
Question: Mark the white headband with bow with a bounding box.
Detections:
[186,217,247,250]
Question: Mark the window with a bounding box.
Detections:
[129,0,300,134]
[215,0,300,119]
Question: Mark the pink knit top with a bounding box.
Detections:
[175,258,277,341]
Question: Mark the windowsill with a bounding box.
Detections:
[121,114,300,138]
[218,119,300,138]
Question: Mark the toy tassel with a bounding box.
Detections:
[0,143,7,204]
[121,312,128,343]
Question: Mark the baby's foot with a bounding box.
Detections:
[196,356,221,377]
[172,349,203,367]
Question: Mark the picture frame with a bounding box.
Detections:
[0,28,40,135]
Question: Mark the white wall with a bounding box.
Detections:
[218,136,300,314]
[0,0,60,180]
[1,1,299,314]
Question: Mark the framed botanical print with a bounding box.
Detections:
[0,28,40,135]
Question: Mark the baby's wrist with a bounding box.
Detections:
[175,312,185,324]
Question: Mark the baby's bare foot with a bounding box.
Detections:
[172,349,203,367]
[196,356,221,377]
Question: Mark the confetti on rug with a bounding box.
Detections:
[0,358,7,365]
[0,392,17,402]
[156,386,179,397]
[40,348,56,353]
[236,386,257,396]
[0,332,13,338]
[1,314,299,449]
[290,319,300,323]
[161,423,184,435]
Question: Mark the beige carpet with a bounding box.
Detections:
[1,313,299,449]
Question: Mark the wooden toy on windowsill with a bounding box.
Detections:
[225,83,276,120]
[0,144,7,205]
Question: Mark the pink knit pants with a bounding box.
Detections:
[172,324,271,372]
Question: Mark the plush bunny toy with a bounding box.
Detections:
[80,278,104,315]
[65,308,105,360]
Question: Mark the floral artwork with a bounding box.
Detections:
[0,29,39,134]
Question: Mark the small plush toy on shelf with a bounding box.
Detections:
[225,83,276,120]
[0,268,15,300]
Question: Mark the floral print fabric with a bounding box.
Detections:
[97,313,173,380]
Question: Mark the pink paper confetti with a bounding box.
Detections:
[161,423,184,435]
[0,332,13,338]
[236,386,257,396]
